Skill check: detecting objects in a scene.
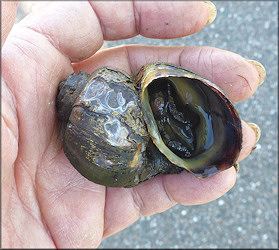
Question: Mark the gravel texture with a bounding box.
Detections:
[16,1,278,248]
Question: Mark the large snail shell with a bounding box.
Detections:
[56,63,242,187]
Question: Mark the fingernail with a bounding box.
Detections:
[233,162,240,173]
[247,60,266,85]
[250,145,257,155]
[247,122,261,143]
[204,1,217,25]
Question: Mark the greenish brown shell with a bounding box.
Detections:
[56,62,242,187]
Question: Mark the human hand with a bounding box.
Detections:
[2,1,265,248]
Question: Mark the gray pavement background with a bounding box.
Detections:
[16,1,278,248]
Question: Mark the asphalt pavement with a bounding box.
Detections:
[16,1,278,248]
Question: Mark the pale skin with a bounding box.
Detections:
[2,1,260,248]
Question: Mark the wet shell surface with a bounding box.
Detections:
[56,62,242,187]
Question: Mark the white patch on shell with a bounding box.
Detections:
[103,118,132,147]
[82,77,137,114]
[94,155,114,168]
[82,78,105,101]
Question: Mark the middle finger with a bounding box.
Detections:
[73,45,260,102]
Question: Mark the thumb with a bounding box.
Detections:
[1,1,18,48]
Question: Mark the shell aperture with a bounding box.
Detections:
[137,63,242,178]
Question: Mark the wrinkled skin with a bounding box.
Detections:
[2,1,261,248]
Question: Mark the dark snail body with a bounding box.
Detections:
[56,63,242,187]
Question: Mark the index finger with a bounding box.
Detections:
[91,1,214,40]
[12,1,214,62]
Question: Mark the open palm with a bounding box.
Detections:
[2,2,262,248]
